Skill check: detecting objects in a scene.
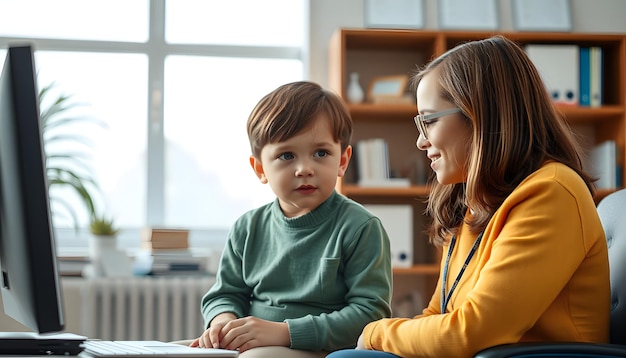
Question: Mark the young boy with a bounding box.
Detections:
[191,81,392,357]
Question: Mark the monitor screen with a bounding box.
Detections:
[0,44,64,333]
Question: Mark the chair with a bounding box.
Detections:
[474,188,626,357]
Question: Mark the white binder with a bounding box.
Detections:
[364,204,413,268]
[525,44,579,105]
[590,140,616,189]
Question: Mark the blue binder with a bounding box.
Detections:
[579,47,591,107]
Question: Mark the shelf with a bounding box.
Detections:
[348,103,415,120]
[347,103,625,126]
[342,181,617,203]
[347,102,625,124]
[341,184,430,198]
[339,28,439,50]
[558,105,625,124]
[331,28,626,305]
[393,264,440,275]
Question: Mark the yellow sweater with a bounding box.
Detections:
[362,162,610,357]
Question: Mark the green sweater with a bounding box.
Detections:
[201,190,392,351]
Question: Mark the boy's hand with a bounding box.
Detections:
[218,316,290,352]
[191,312,237,349]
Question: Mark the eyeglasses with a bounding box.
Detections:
[414,108,462,140]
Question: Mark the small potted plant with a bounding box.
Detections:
[82,190,127,276]
[89,216,118,237]
[87,214,120,263]
[85,212,131,278]
[79,183,120,257]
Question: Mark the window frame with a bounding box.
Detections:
[0,0,307,229]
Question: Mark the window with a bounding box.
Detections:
[163,56,301,228]
[0,0,149,42]
[0,0,307,250]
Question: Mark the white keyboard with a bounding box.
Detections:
[83,340,159,355]
[80,340,238,357]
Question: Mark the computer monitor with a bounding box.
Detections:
[0,44,65,334]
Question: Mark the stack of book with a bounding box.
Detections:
[134,249,208,276]
[57,255,91,277]
[134,228,208,276]
[355,138,410,187]
[57,247,91,277]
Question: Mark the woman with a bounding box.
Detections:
[327,35,610,357]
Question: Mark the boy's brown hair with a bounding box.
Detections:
[247,81,352,159]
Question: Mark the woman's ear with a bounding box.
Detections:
[249,155,268,184]
[337,145,352,177]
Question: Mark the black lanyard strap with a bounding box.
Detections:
[441,231,485,313]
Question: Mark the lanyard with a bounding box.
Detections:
[441,231,484,313]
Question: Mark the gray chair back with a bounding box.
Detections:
[597,188,626,345]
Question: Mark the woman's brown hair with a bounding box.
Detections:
[412,35,595,246]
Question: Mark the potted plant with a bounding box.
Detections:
[39,81,113,233]
[39,82,131,277]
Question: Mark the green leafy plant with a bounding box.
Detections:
[39,82,116,235]
[89,216,119,236]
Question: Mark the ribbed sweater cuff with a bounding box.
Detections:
[285,316,317,350]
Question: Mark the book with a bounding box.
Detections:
[355,139,372,184]
[141,227,190,250]
[57,256,90,277]
[357,178,411,187]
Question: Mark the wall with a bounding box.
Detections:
[308,0,626,86]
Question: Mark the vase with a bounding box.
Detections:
[84,235,132,278]
[347,72,365,104]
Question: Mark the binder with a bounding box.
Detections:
[590,46,603,107]
[364,204,413,268]
[526,44,579,105]
[590,140,616,189]
[579,47,591,107]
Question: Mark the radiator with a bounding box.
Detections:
[80,277,215,341]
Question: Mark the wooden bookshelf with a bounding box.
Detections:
[329,29,626,314]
